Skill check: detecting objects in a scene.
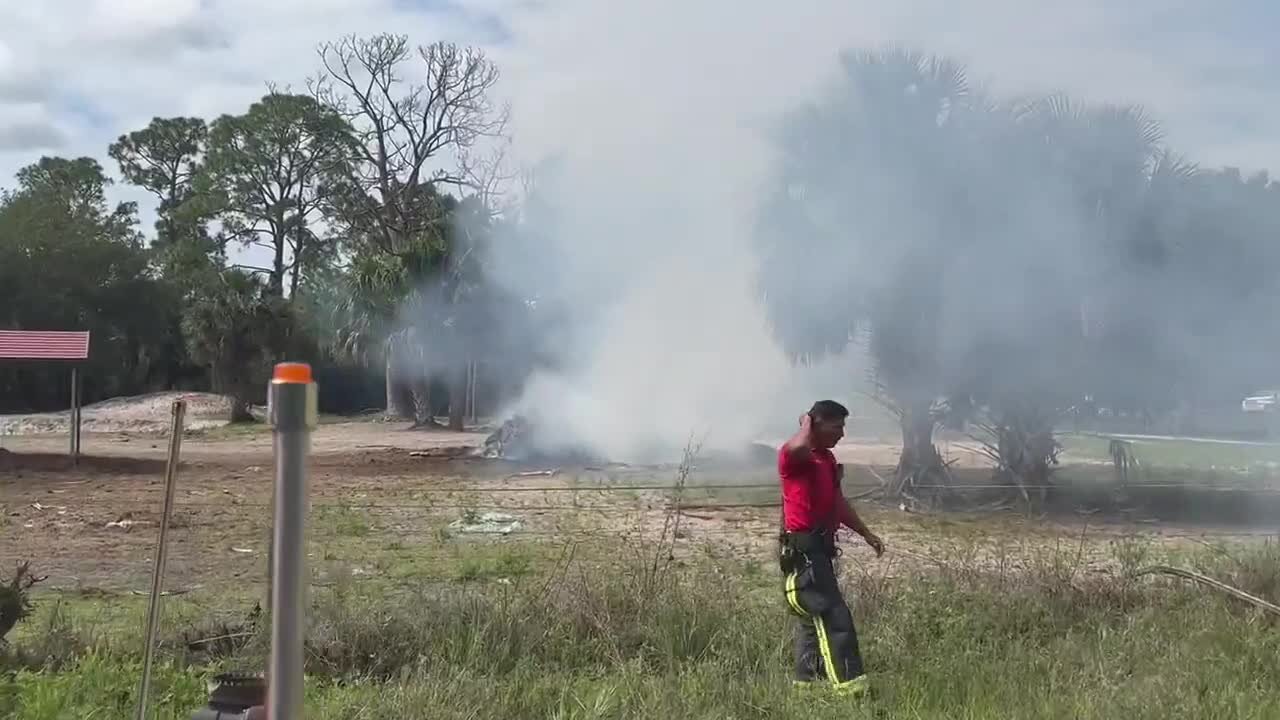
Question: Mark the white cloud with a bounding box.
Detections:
[0,1,1274,195]
[86,0,204,37]
[0,0,488,194]
[0,121,67,152]
[0,102,68,151]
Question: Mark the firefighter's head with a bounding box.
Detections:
[807,400,848,448]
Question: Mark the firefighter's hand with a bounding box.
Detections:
[863,532,884,557]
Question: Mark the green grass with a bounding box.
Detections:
[315,504,373,538]
[4,534,1280,719]
[1062,433,1280,474]
[187,421,271,440]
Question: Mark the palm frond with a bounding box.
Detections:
[1149,149,1200,184]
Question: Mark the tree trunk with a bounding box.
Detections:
[230,394,255,423]
[894,400,944,496]
[411,377,437,427]
[384,338,413,419]
[384,353,395,413]
[468,361,479,423]
[269,244,285,297]
[290,252,302,299]
[447,363,467,431]
[269,222,286,298]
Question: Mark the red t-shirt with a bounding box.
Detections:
[778,445,842,533]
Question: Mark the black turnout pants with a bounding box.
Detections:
[781,534,865,684]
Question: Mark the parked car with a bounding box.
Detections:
[1242,391,1279,413]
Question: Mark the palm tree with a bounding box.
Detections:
[759,48,981,496]
[182,270,288,422]
[329,186,494,428]
[1016,98,1195,425]
[330,252,417,419]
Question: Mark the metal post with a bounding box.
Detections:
[70,366,80,463]
[267,363,317,720]
[74,374,82,459]
[135,400,186,720]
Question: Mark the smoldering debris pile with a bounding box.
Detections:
[479,415,531,459]
[478,415,600,465]
[478,415,782,471]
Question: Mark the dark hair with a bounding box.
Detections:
[809,400,849,421]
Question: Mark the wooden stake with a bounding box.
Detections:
[135,400,186,720]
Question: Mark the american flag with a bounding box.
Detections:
[0,331,91,360]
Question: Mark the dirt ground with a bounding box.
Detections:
[1,422,491,592]
[3,416,1272,602]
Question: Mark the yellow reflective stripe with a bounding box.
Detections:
[833,674,868,694]
[832,674,869,697]
[784,573,807,616]
[814,615,840,684]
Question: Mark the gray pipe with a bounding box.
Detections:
[267,364,317,720]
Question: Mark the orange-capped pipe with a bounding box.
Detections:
[272,362,313,384]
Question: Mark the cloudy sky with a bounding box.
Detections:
[1,0,1276,222]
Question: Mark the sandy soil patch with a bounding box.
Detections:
[0,391,236,435]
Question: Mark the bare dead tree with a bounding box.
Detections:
[312,34,511,421]
[312,34,511,258]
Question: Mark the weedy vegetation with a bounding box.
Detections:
[3,513,1279,719]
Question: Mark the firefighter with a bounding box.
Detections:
[778,400,883,697]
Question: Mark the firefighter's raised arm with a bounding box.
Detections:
[782,412,816,462]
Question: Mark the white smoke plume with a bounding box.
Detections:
[477,4,876,462]
[452,0,1273,462]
